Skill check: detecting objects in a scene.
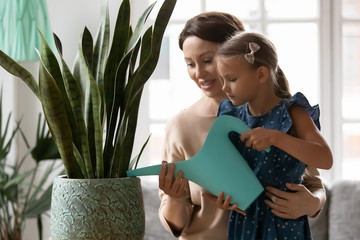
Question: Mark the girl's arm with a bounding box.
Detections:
[277,106,333,169]
[241,106,333,169]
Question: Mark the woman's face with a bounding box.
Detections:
[182,36,226,100]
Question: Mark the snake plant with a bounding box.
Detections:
[0,0,176,179]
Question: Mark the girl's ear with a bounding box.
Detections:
[257,66,270,83]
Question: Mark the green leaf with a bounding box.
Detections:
[125,0,176,105]
[38,31,82,154]
[53,33,63,56]
[0,49,39,98]
[103,0,130,128]
[81,27,94,69]
[31,137,60,162]
[129,133,151,170]
[73,143,88,178]
[112,0,177,177]
[38,62,83,179]
[4,169,34,190]
[23,185,53,218]
[92,0,110,93]
[59,52,94,178]
[103,52,132,175]
[79,41,103,178]
[126,1,156,54]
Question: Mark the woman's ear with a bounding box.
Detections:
[257,66,270,83]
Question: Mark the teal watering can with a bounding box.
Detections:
[127,115,267,210]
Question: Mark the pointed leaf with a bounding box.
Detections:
[73,143,88,178]
[38,31,81,152]
[81,27,94,68]
[59,53,94,178]
[53,33,63,56]
[0,49,39,98]
[104,0,130,128]
[4,169,34,189]
[126,1,156,54]
[93,0,110,88]
[23,185,53,218]
[125,0,176,107]
[79,44,103,178]
[38,63,83,179]
[31,137,60,162]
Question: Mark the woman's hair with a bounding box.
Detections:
[217,32,291,99]
[178,12,245,50]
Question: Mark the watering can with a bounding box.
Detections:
[127,115,267,210]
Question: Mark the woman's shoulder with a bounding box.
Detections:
[165,109,194,131]
[165,108,215,134]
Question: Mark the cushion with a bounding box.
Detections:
[329,180,360,240]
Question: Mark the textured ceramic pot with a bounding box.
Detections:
[50,176,145,240]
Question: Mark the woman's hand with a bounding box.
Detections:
[264,183,321,219]
[159,161,188,199]
[202,192,246,215]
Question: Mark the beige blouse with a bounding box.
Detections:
[158,108,324,240]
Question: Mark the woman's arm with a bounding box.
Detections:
[159,162,191,233]
[264,167,326,219]
[240,106,333,170]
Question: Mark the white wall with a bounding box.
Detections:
[0,0,152,239]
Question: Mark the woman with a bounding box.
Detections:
[158,12,326,240]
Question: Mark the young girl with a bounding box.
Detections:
[215,32,333,240]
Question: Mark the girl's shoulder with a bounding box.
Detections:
[285,92,320,130]
[218,99,246,117]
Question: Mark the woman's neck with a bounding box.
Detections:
[188,95,224,117]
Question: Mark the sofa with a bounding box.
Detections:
[141,177,360,240]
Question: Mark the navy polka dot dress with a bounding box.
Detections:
[218,92,318,240]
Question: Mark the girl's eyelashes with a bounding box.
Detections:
[223,77,237,82]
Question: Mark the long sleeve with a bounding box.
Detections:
[158,111,195,237]
[157,109,229,240]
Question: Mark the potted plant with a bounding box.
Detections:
[0,0,176,239]
[0,91,62,240]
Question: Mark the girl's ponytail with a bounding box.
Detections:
[274,66,291,99]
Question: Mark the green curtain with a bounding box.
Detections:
[0,0,54,61]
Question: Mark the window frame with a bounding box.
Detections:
[142,0,358,182]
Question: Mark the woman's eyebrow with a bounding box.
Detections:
[184,51,214,61]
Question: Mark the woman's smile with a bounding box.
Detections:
[200,79,217,91]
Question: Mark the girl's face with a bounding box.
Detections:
[182,36,226,101]
[216,56,260,106]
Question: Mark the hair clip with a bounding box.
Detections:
[244,42,260,64]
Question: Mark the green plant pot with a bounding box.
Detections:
[50,175,145,240]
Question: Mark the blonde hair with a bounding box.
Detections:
[217,32,291,99]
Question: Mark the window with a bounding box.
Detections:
[140,0,360,182]
[337,0,360,180]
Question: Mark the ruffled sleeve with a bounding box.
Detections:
[286,92,321,130]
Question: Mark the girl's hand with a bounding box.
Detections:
[240,128,278,151]
[159,161,188,199]
[264,183,321,219]
[202,192,246,215]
